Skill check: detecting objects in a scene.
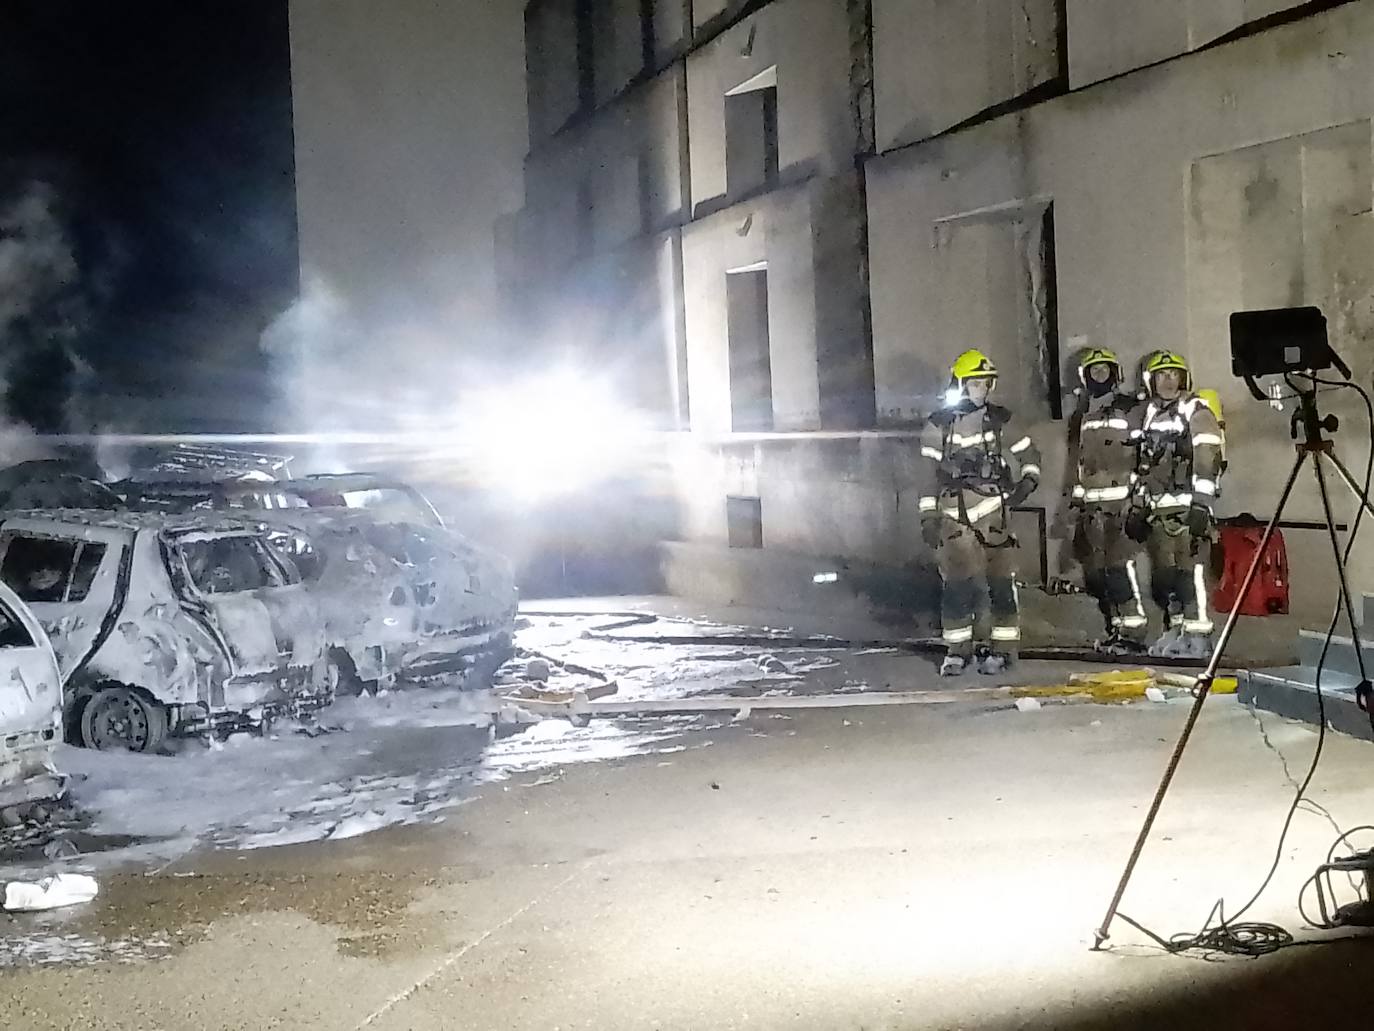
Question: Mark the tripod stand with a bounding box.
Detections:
[1093,381,1374,949]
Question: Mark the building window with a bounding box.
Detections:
[725,66,778,198]
[726,496,763,549]
[726,265,773,431]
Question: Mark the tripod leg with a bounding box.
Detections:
[1320,450,1374,719]
[1092,448,1308,949]
[1313,453,1368,681]
[1323,449,1374,523]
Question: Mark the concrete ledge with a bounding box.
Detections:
[1240,666,1374,742]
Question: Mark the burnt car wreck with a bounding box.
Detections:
[0,470,517,751]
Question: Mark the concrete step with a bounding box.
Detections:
[1240,666,1374,743]
[1295,629,1374,679]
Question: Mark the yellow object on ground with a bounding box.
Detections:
[1012,669,1239,702]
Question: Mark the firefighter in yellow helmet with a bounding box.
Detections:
[1067,346,1148,653]
[1126,350,1225,658]
[919,350,1040,676]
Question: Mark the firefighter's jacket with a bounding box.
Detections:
[918,401,1040,530]
[1132,393,1224,516]
[1068,388,1141,510]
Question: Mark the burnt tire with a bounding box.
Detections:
[79,687,168,753]
[327,650,366,697]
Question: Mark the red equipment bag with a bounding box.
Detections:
[1212,519,1288,616]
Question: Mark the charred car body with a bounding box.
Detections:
[0,581,65,811]
[0,510,337,751]
[0,468,517,752]
[116,475,514,682]
[116,472,516,689]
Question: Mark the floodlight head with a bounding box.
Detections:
[1229,306,1349,400]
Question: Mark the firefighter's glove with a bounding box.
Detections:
[1187,502,1212,541]
[1006,479,1035,508]
[1125,508,1151,544]
[921,519,943,550]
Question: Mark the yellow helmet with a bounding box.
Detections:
[1077,346,1121,386]
[950,349,998,385]
[1144,349,1191,391]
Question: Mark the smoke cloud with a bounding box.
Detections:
[0,180,87,462]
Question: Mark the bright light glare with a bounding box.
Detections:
[943,388,963,407]
[460,369,649,501]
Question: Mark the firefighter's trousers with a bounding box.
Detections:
[1073,506,1147,642]
[935,521,1020,659]
[1147,514,1214,634]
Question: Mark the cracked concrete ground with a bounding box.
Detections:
[3,669,1373,1029]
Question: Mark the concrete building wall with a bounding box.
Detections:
[682,184,824,433]
[873,0,1064,151]
[1065,0,1322,88]
[686,0,855,213]
[693,0,746,33]
[867,3,1374,603]
[526,0,580,141]
[674,435,924,557]
[653,0,693,65]
[538,229,688,418]
[594,0,649,104]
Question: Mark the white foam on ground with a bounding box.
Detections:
[0,931,173,968]
[23,614,840,872]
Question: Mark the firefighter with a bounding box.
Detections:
[1066,347,1148,653]
[919,350,1041,676]
[1126,351,1225,658]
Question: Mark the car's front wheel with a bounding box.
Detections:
[78,686,169,753]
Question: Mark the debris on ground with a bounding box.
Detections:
[3,873,98,912]
[1015,698,1042,713]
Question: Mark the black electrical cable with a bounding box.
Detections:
[1298,824,1374,929]
[1116,376,1374,957]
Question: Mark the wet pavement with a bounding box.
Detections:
[1,599,1370,1028]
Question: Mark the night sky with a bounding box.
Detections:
[0,0,297,434]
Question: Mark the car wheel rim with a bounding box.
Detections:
[92,694,149,750]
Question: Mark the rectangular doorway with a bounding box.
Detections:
[727,267,773,432]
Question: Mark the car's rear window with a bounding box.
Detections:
[0,535,108,604]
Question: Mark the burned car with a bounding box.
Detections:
[253,510,516,689]
[115,473,517,689]
[0,510,336,751]
[0,580,65,813]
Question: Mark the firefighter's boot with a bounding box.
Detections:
[977,649,1012,676]
[1149,624,1184,658]
[1169,632,1214,661]
[1097,630,1146,656]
